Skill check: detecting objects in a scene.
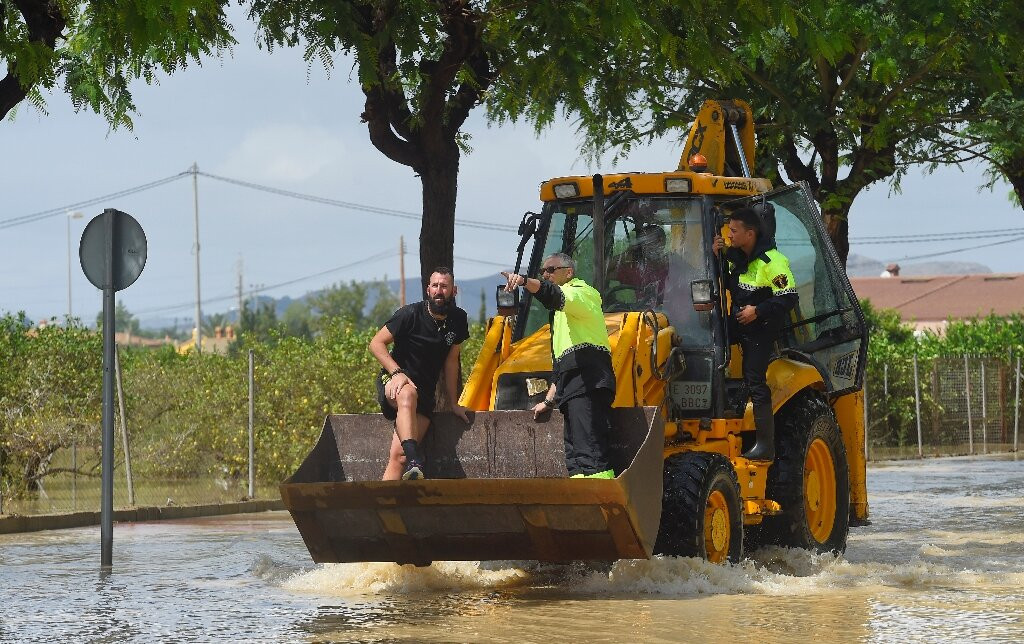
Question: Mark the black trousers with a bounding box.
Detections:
[559,388,613,476]
[738,334,773,414]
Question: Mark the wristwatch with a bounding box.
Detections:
[542,398,556,408]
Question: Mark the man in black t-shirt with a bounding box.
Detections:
[368,267,470,480]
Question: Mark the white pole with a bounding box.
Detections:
[981,360,988,454]
[66,211,83,324]
[248,349,255,499]
[1014,354,1020,452]
[914,353,923,457]
[114,345,135,506]
[192,163,203,355]
[965,354,974,454]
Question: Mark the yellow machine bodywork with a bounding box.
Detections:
[461,98,869,531]
[459,312,869,526]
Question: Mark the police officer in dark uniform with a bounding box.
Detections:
[712,207,798,461]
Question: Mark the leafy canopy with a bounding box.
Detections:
[1,0,234,126]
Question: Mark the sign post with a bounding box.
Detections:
[79,208,147,568]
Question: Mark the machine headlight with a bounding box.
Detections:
[553,182,579,198]
[665,177,692,193]
[691,279,714,312]
[496,284,519,310]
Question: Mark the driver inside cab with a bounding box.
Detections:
[608,224,669,307]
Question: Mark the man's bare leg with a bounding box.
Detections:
[382,403,431,480]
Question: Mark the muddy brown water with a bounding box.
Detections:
[1,454,1022,642]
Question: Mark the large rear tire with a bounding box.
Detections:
[760,391,850,553]
[654,451,743,563]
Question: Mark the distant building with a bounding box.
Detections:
[850,274,1024,334]
[177,325,236,355]
[879,263,900,278]
[115,331,173,349]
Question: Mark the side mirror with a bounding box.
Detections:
[691,279,714,312]
[496,284,519,316]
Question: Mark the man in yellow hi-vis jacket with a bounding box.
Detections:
[502,254,616,478]
[713,207,798,461]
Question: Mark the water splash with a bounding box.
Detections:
[275,546,1022,599]
[282,561,530,596]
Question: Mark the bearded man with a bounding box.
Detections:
[368,267,470,480]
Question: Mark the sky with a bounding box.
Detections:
[3,15,1023,329]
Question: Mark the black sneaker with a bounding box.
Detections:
[402,460,424,481]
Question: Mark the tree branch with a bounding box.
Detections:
[361,89,421,168]
[0,0,67,120]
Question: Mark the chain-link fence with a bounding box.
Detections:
[865,353,1022,460]
[3,346,1020,518]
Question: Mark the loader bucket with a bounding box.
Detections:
[280,407,665,566]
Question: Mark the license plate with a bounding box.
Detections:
[670,380,711,410]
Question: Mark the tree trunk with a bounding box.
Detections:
[1002,153,1024,210]
[416,145,460,294]
[823,207,851,268]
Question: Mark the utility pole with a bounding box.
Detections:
[237,257,244,325]
[399,235,406,306]
[191,162,203,355]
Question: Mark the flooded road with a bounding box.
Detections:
[2,454,1022,642]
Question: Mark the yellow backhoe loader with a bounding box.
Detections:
[281,99,869,566]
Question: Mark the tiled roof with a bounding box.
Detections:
[850,274,1024,321]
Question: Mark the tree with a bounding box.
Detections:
[308,279,398,330]
[281,300,313,339]
[1,0,233,126]
[562,0,999,266]
[907,5,1024,210]
[248,1,672,290]
[239,298,279,343]
[202,312,230,338]
[94,299,140,334]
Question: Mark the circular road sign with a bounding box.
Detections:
[79,209,147,291]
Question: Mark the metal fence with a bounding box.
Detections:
[865,354,1022,460]
[0,350,275,517]
[3,351,1020,518]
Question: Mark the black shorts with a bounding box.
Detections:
[376,372,435,421]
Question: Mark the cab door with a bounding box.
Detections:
[729,182,867,395]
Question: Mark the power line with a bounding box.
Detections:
[0,172,190,231]
[133,248,396,316]
[887,234,1024,262]
[851,227,1024,242]
[851,230,1022,245]
[2,167,521,233]
[196,170,519,233]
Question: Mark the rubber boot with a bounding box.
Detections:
[743,405,775,461]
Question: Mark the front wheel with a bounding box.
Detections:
[654,451,743,563]
[760,391,850,553]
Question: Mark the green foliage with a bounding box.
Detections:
[2,0,234,126]
[918,313,1024,358]
[239,299,279,344]
[860,301,1024,451]
[94,299,140,334]
[0,313,488,498]
[308,279,398,332]
[0,314,102,496]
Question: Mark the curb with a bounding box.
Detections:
[0,499,286,535]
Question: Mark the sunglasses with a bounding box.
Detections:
[540,265,570,274]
